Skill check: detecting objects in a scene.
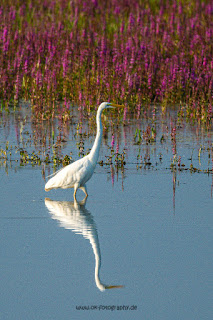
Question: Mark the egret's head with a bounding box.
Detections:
[99,102,124,112]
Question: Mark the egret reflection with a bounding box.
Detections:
[45,197,123,291]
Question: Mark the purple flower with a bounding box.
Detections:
[111,134,115,148]
[116,143,119,154]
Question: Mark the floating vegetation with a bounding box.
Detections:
[0,107,212,190]
[103,148,126,169]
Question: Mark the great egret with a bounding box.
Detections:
[45,102,124,199]
[45,197,123,291]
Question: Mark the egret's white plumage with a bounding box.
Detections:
[45,102,123,199]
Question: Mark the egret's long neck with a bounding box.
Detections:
[91,233,105,291]
[86,218,105,291]
[89,108,103,164]
[93,238,104,290]
[95,254,104,291]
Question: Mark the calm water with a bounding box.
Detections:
[0,107,212,320]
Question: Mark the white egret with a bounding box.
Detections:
[45,197,124,291]
[45,102,124,199]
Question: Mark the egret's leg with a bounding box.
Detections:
[80,185,88,197]
[73,185,78,200]
[73,190,77,200]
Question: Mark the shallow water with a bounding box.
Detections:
[0,108,212,320]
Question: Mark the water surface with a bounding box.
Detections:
[0,108,212,320]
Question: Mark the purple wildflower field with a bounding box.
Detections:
[0,0,212,122]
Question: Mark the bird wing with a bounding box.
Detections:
[45,156,94,191]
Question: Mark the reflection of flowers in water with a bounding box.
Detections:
[45,198,123,292]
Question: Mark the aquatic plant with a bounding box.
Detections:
[134,125,156,144]
[0,0,212,122]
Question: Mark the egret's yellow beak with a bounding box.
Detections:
[105,285,124,289]
[110,103,125,108]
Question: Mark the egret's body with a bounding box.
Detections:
[45,102,123,198]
